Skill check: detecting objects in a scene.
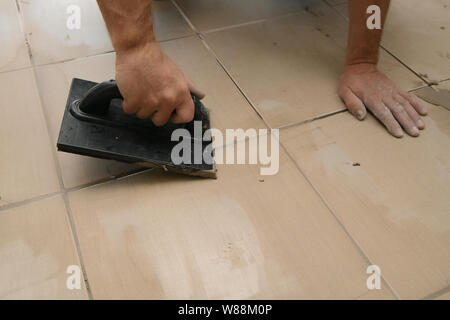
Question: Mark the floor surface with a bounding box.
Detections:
[0,0,449,299]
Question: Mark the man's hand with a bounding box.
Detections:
[97,0,204,126]
[344,0,427,137]
[116,42,204,125]
[339,63,427,137]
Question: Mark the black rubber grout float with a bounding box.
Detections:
[57,78,217,178]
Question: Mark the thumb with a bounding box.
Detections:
[340,87,367,120]
[185,76,205,99]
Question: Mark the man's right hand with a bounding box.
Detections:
[115,42,205,126]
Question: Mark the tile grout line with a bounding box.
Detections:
[173,0,312,35]
[0,65,34,75]
[379,45,432,85]
[422,284,450,300]
[171,0,199,33]
[33,69,94,300]
[14,0,94,300]
[201,19,268,34]
[278,109,347,130]
[0,191,61,212]
[32,48,95,301]
[22,33,194,69]
[0,167,151,212]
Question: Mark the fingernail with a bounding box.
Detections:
[394,129,404,138]
[421,106,428,115]
[412,126,419,136]
[356,110,364,120]
[417,119,425,129]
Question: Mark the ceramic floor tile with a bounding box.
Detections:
[18,0,194,66]
[0,0,31,72]
[34,36,265,188]
[383,0,450,82]
[175,0,309,31]
[68,143,394,299]
[0,196,88,299]
[0,69,60,206]
[153,0,194,41]
[18,0,113,65]
[203,2,423,128]
[280,87,450,299]
[335,0,450,82]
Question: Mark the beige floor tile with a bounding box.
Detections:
[175,0,309,31]
[68,144,393,299]
[203,2,422,128]
[0,0,31,72]
[18,0,113,66]
[280,91,450,299]
[0,69,60,206]
[0,196,88,299]
[335,0,450,82]
[18,0,194,66]
[383,0,450,82]
[34,36,264,188]
[153,0,194,41]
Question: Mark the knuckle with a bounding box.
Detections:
[393,104,405,114]
[377,107,391,122]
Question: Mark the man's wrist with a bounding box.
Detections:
[112,29,156,54]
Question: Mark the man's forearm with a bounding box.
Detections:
[346,0,390,65]
[97,0,155,52]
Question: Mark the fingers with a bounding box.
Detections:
[151,108,174,126]
[339,87,367,120]
[122,87,194,125]
[170,97,195,124]
[122,99,139,115]
[395,95,425,130]
[370,101,404,138]
[399,91,428,116]
[383,96,419,137]
[185,76,205,99]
